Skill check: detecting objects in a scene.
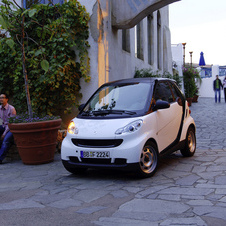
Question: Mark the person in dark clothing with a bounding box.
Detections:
[0,93,16,164]
[213,75,223,103]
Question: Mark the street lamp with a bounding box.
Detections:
[182,43,186,66]
[189,51,193,67]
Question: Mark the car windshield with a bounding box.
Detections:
[82,82,152,115]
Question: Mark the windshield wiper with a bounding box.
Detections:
[92,110,136,116]
[81,111,93,116]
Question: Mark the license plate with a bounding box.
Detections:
[81,151,110,159]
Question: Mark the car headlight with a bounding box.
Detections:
[67,121,78,134]
[115,119,143,135]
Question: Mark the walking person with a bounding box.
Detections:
[213,75,223,103]
[223,76,226,103]
[0,93,16,164]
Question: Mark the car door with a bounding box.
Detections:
[153,81,183,152]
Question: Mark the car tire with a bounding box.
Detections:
[137,142,159,178]
[180,127,196,157]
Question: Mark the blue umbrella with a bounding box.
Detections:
[199,52,206,66]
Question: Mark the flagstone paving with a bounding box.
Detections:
[0,97,226,226]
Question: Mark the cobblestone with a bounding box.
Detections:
[0,97,226,225]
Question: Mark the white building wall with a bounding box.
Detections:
[171,43,184,91]
[171,41,223,99]
[79,0,173,104]
[198,65,224,99]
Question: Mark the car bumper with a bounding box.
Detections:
[61,131,148,169]
[62,159,138,171]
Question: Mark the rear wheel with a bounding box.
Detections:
[137,142,159,178]
[180,127,196,157]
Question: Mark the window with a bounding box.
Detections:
[170,84,180,101]
[154,82,173,103]
[135,21,143,60]
[84,83,151,112]
[122,29,130,53]
[24,0,64,9]
[169,82,184,105]
[157,11,161,69]
[147,14,154,65]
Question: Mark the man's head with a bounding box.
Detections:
[0,93,9,107]
[216,75,219,79]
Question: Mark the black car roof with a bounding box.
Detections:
[102,77,174,86]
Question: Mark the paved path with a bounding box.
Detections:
[1,97,226,226]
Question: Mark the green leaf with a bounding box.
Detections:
[41,60,49,72]
[6,39,15,49]
[35,49,43,56]
[0,15,8,30]
[29,9,37,17]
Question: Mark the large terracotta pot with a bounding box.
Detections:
[8,119,62,165]
[186,97,193,107]
[192,95,199,103]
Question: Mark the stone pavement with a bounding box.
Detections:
[0,97,226,226]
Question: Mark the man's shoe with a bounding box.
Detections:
[0,160,2,164]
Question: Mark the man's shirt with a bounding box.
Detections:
[0,103,16,136]
[216,80,220,89]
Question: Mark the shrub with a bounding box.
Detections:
[0,0,90,116]
[183,66,200,98]
[134,68,182,88]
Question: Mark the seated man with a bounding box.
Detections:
[0,93,16,164]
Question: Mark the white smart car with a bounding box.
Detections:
[61,78,196,177]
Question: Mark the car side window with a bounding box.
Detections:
[170,82,184,100]
[171,84,180,100]
[154,81,174,103]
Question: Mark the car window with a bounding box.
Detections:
[154,81,174,103]
[84,83,151,112]
[170,84,178,100]
[169,82,184,102]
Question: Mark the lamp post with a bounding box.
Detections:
[182,43,186,66]
[189,51,193,67]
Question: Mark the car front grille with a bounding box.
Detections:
[71,139,123,148]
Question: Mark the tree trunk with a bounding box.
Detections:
[21,14,33,118]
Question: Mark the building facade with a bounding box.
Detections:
[79,0,179,103]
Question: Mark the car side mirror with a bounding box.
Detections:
[153,100,170,111]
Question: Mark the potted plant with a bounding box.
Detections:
[8,114,61,165]
[192,86,199,103]
[183,66,200,106]
[0,0,90,164]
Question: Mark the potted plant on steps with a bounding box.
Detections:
[183,66,201,106]
[192,86,199,103]
[0,0,90,164]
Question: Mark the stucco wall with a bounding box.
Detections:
[79,0,173,104]
[198,65,224,99]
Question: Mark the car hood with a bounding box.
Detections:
[72,117,139,139]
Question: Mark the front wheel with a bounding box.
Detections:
[137,142,159,178]
[180,127,196,157]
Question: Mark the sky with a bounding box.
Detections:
[169,0,226,66]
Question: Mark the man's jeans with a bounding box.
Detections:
[0,126,14,161]
[215,88,221,103]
